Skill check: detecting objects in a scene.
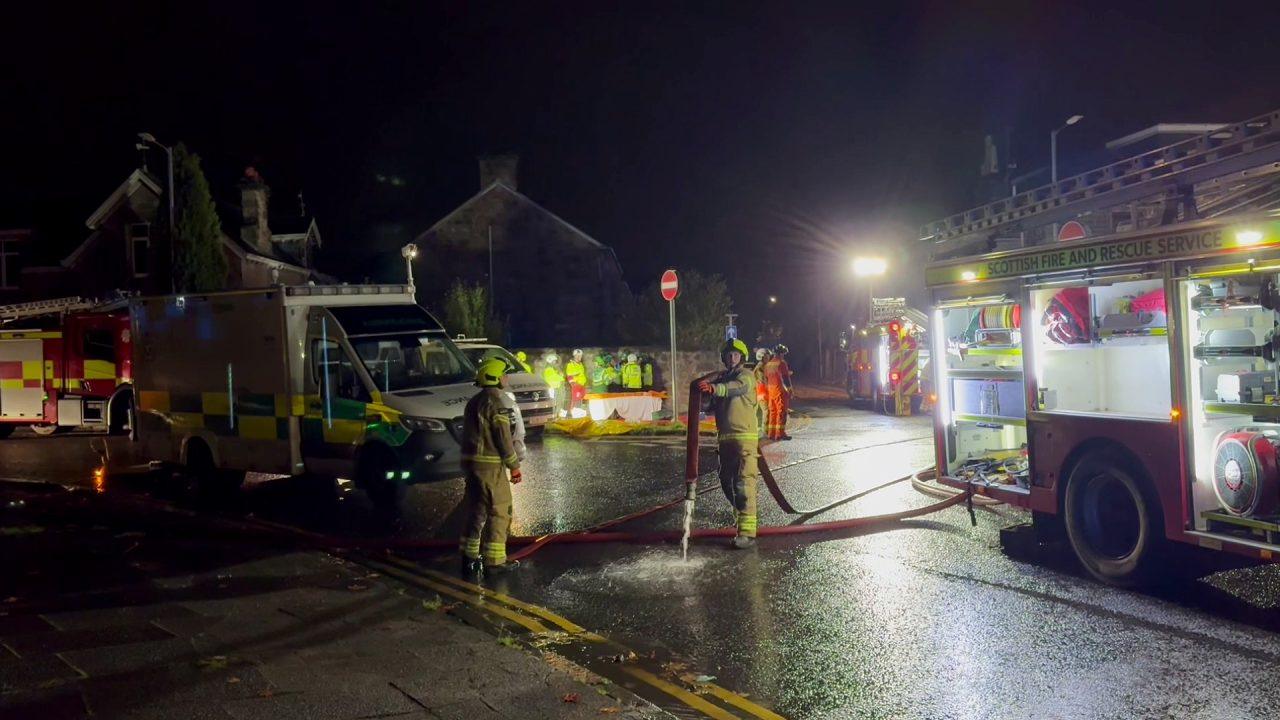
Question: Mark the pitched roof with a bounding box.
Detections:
[417,182,607,250]
[84,169,162,230]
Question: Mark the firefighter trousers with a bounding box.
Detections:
[459,462,513,567]
[779,391,791,433]
[718,439,759,537]
[765,389,786,439]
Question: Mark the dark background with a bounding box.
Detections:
[6,0,1280,352]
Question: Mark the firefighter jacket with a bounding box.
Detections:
[542,366,565,389]
[762,358,791,391]
[708,365,759,442]
[642,361,654,388]
[565,360,588,386]
[621,362,642,389]
[461,387,520,470]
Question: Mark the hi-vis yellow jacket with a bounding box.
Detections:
[709,365,758,442]
[461,387,520,470]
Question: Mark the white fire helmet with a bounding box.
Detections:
[627,353,638,363]
[572,349,583,360]
[755,347,769,361]
[545,354,559,365]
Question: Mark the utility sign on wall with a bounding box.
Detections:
[871,297,906,322]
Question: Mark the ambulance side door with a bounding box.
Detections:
[301,311,370,477]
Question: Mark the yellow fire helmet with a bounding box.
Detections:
[721,338,750,366]
[475,356,508,387]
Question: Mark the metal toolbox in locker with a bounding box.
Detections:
[951,377,1026,419]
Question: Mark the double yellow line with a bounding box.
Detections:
[364,554,785,720]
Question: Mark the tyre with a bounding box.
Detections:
[0,425,13,439]
[109,389,134,436]
[1063,451,1163,587]
[30,424,63,437]
[358,446,405,513]
[186,440,244,496]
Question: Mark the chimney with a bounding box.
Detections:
[478,154,519,191]
[239,167,272,255]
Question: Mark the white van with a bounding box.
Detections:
[454,340,555,438]
[130,285,494,507]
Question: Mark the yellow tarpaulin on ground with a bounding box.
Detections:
[547,417,718,437]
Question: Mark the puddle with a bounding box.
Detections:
[554,549,718,597]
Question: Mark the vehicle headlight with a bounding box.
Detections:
[401,416,448,433]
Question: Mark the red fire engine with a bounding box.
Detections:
[0,297,133,438]
[846,310,930,416]
[922,109,1280,586]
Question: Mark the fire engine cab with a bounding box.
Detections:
[0,296,133,438]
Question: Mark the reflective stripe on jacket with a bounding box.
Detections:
[709,365,759,441]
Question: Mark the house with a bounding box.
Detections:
[414,156,632,346]
[0,230,33,303]
[27,166,328,302]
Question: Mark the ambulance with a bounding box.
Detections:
[926,212,1280,585]
[130,284,482,507]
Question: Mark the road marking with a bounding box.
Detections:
[619,667,741,720]
[366,555,787,718]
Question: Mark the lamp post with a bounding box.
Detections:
[137,132,175,292]
[852,257,887,324]
[401,243,419,291]
[1050,114,1084,184]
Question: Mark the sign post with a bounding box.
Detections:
[661,269,680,420]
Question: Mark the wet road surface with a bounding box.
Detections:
[5,402,1280,718]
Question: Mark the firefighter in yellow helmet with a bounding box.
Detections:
[565,349,588,413]
[621,352,643,390]
[697,338,760,549]
[459,356,523,575]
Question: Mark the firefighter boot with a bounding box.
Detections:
[730,534,756,549]
[460,557,484,576]
[485,560,521,575]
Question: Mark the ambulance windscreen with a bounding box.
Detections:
[328,305,442,337]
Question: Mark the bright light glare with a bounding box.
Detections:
[853,257,888,277]
[768,295,778,304]
[960,270,978,282]
[1236,230,1264,246]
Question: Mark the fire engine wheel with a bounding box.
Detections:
[1064,452,1163,587]
[0,425,14,439]
[30,424,63,437]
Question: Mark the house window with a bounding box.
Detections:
[127,223,150,277]
[0,238,17,290]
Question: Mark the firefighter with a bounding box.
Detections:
[753,347,772,437]
[641,354,655,389]
[565,349,588,413]
[459,356,523,575]
[697,338,760,549]
[542,353,566,417]
[773,344,794,440]
[621,353,643,390]
[514,351,533,373]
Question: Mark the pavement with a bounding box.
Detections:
[0,486,665,720]
[6,394,1280,718]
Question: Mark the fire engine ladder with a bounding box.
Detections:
[922,108,1280,255]
[0,296,97,325]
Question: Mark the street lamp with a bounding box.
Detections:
[401,243,419,290]
[852,257,887,324]
[1050,114,1084,184]
[768,295,777,305]
[137,132,175,292]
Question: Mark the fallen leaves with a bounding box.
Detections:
[347,583,369,592]
[196,656,230,671]
[562,693,580,703]
[599,707,621,714]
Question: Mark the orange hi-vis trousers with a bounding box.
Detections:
[766,387,786,439]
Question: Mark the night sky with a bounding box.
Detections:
[7,1,1280,348]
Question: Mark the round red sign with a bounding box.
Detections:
[1058,220,1087,242]
[660,269,679,301]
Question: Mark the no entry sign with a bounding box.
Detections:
[660,269,679,301]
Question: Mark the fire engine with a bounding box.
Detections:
[0,296,133,438]
[922,108,1280,585]
[846,308,930,415]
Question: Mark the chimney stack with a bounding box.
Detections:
[478,154,519,191]
[239,167,272,255]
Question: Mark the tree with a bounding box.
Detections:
[623,270,734,349]
[171,143,228,292]
[442,280,504,340]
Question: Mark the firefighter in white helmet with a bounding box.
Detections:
[565,349,588,413]
[542,353,566,416]
[698,338,760,548]
[621,352,643,390]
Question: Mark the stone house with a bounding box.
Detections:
[414,156,632,347]
[12,166,327,303]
